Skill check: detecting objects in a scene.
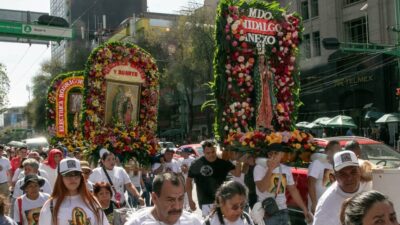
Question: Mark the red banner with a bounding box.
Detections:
[242,17,278,36]
[56,77,84,137]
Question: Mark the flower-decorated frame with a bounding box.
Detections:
[213,0,315,162]
[83,42,159,165]
[214,0,302,138]
[46,71,84,146]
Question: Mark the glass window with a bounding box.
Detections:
[311,0,319,17]
[302,34,311,58]
[344,17,368,43]
[312,31,321,56]
[344,0,363,5]
[361,144,400,168]
[301,1,309,20]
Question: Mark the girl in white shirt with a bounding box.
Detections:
[38,158,108,225]
[203,181,254,225]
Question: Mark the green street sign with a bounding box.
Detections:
[23,25,32,33]
[0,20,72,40]
[0,21,22,34]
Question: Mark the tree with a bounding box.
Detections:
[163,6,216,138]
[25,59,64,133]
[0,63,10,112]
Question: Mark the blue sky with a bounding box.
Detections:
[0,0,202,107]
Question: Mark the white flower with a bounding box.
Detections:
[238,73,244,78]
[227,16,233,24]
[224,126,229,131]
[239,36,245,41]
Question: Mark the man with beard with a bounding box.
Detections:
[125,172,202,225]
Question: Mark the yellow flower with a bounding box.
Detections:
[295,143,301,149]
[241,141,247,146]
[249,142,255,148]
[140,135,147,142]
[276,104,284,113]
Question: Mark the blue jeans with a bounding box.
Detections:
[264,209,290,225]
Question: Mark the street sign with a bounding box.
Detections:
[0,20,72,41]
[0,21,22,35]
[22,24,72,38]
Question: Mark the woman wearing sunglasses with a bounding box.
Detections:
[203,181,254,225]
[38,158,108,225]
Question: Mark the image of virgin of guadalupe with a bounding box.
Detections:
[256,43,277,130]
[112,85,125,124]
[70,207,91,225]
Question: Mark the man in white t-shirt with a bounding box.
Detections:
[179,148,195,178]
[13,174,50,225]
[178,148,195,211]
[0,145,11,197]
[125,172,202,225]
[253,148,312,225]
[152,148,181,174]
[307,140,340,213]
[312,150,371,225]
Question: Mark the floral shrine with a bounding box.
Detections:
[213,0,316,162]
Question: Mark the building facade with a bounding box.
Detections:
[277,0,400,136]
[50,0,147,65]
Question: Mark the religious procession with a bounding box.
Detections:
[0,0,400,225]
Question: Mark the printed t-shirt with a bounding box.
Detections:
[253,163,295,210]
[188,157,235,205]
[38,195,109,225]
[13,192,50,225]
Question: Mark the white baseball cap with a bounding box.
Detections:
[59,158,82,175]
[333,150,359,171]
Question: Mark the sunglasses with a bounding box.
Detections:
[82,170,92,175]
[231,202,247,211]
[62,171,82,177]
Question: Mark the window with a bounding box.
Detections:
[303,34,311,58]
[344,17,368,43]
[312,31,321,56]
[301,1,309,20]
[311,0,319,17]
[344,0,363,5]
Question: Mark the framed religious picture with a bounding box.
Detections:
[105,81,141,126]
[69,93,83,113]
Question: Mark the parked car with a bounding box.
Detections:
[177,144,204,158]
[287,136,400,225]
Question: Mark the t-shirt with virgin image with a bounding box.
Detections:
[188,157,235,205]
[253,163,295,210]
[38,195,109,225]
[13,192,50,225]
[307,159,334,202]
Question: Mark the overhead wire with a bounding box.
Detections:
[300,50,391,90]
[301,51,396,92]
[8,45,30,76]
[301,56,396,94]
[300,57,397,95]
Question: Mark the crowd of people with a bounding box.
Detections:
[0,140,397,225]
